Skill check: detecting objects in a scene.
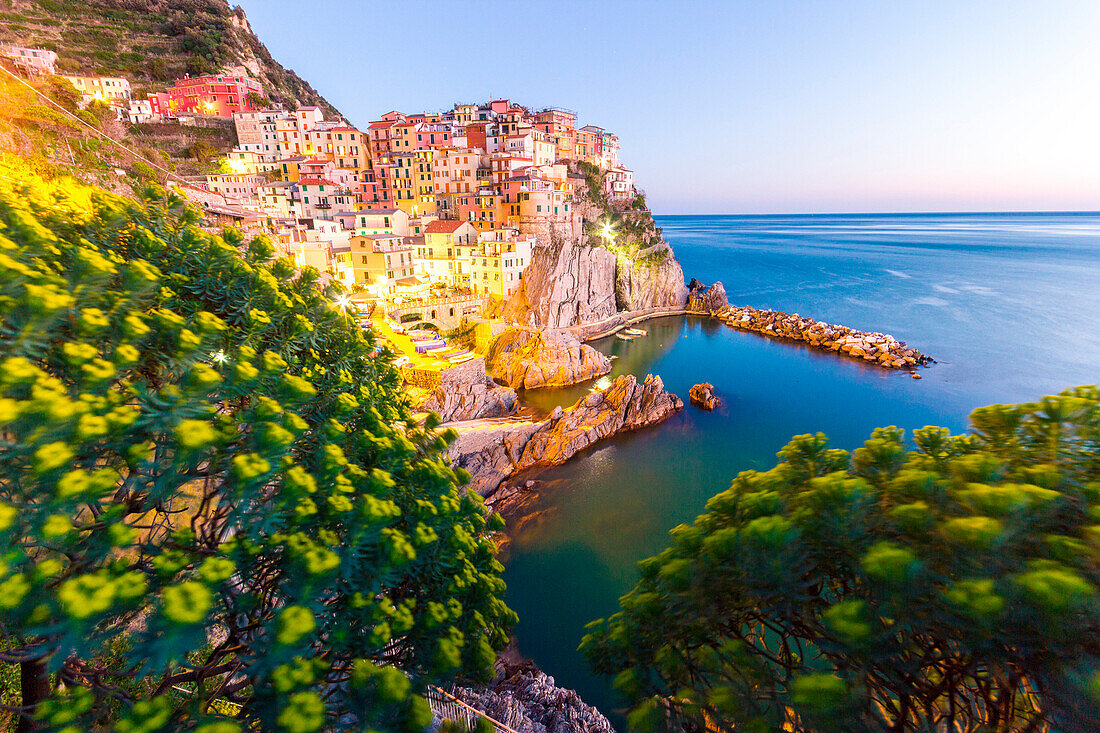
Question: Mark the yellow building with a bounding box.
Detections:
[62,75,131,106]
[348,234,419,296]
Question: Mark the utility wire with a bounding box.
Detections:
[0,64,184,183]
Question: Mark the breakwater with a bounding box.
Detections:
[716,305,934,369]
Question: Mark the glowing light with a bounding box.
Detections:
[211,349,229,364]
[600,222,617,241]
[334,295,351,309]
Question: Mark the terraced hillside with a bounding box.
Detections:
[0,0,339,116]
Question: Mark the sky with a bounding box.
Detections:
[237,0,1100,214]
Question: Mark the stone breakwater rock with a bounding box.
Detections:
[421,357,518,422]
[687,279,729,314]
[452,665,616,733]
[486,327,611,390]
[718,305,934,369]
[689,382,720,410]
[448,374,683,496]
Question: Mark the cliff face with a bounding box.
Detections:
[615,240,690,312]
[504,164,688,329]
[503,233,619,329]
[485,328,611,390]
[448,374,683,496]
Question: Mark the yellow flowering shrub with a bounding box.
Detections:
[0,163,512,731]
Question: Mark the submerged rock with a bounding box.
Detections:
[486,327,611,390]
[689,382,721,410]
[449,374,683,496]
[421,357,518,422]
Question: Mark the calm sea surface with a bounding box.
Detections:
[502,213,1100,724]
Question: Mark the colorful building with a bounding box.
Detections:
[168,73,263,117]
[4,46,57,76]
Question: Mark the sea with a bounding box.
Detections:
[500,212,1100,725]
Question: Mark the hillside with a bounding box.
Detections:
[0,0,340,117]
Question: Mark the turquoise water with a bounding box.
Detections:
[501,213,1100,724]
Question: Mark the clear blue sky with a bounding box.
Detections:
[237,0,1100,214]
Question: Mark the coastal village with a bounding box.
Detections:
[3,42,934,496]
[5,44,633,324]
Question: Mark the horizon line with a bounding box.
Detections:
[652,209,1100,218]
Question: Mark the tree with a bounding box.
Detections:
[245,92,269,110]
[0,162,514,731]
[581,390,1100,732]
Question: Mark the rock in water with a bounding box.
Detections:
[689,382,721,410]
[449,374,683,496]
[688,280,729,314]
[486,327,611,389]
[421,357,518,422]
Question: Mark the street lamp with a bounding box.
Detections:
[600,221,617,243]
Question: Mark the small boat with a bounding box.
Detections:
[624,328,647,337]
[449,353,476,364]
[392,356,410,368]
[616,333,633,342]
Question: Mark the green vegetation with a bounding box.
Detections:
[582,389,1100,732]
[0,75,237,185]
[0,0,339,116]
[0,162,513,730]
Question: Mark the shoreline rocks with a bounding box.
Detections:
[451,651,616,733]
[448,374,683,496]
[486,327,612,390]
[717,305,934,370]
[687,279,729,314]
[689,382,720,410]
[421,357,518,423]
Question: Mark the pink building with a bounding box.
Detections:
[168,73,264,117]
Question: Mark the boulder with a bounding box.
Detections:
[449,374,683,496]
[421,357,518,422]
[689,382,721,410]
[687,280,729,314]
[486,327,611,390]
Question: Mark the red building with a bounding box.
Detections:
[167,73,264,117]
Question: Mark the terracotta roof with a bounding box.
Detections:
[424,220,468,234]
[368,120,397,129]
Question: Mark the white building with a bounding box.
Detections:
[4,46,56,76]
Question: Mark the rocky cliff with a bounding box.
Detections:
[448,374,683,496]
[421,358,518,422]
[452,662,616,733]
[503,164,688,329]
[485,328,611,390]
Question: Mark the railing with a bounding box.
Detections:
[425,685,521,733]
